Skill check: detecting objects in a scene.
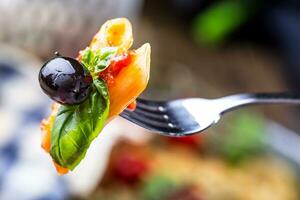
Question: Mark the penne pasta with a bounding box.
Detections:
[40,18,151,174]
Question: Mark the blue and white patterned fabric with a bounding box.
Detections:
[0,47,69,200]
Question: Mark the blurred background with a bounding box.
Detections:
[1,0,300,199]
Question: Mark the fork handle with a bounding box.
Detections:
[217,92,300,113]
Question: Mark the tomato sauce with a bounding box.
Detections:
[99,51,133,87]
[99,51,137,111]
[127,101,137,111]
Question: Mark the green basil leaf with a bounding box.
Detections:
[81,47,117,75]
[50,79,109,170]
[94,47,117,73]
[81,47,94,72]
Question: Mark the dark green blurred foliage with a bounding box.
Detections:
[140,175,177,200]
[221,111,266,164]
[192,1,259,45]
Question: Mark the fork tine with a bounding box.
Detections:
[134,108,170,122]
[122,110,172,127]
[135,99,197,126]
[136,98,167,112]
[121,110,183,134]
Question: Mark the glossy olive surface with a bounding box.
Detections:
[39,56,92,105]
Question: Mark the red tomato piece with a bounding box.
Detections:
[113,153,148,184]
[127,100,137,111]
[99,52,133,88]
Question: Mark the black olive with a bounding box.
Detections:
[39,56,92,105]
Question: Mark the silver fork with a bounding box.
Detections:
[120,92,300,137]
